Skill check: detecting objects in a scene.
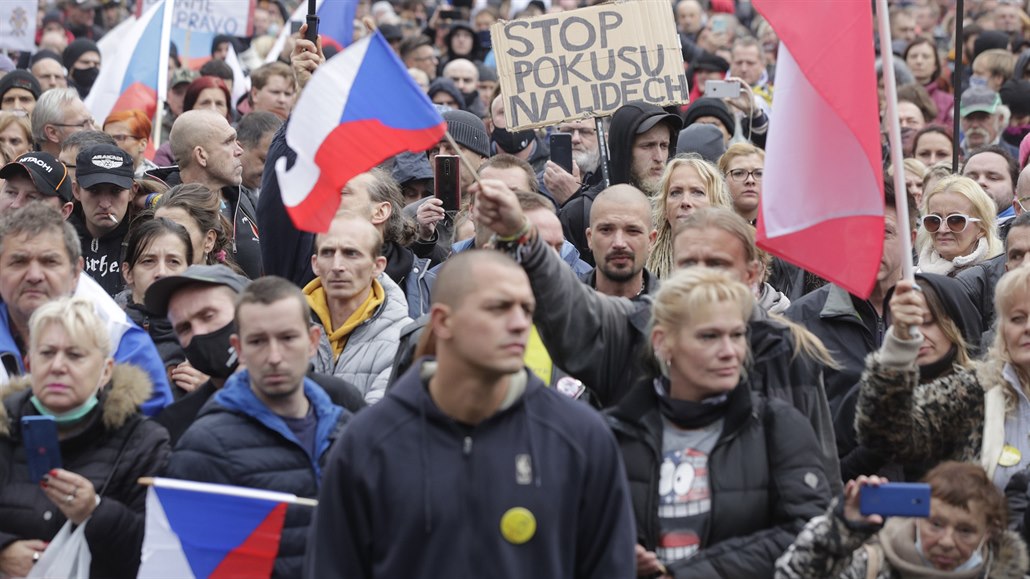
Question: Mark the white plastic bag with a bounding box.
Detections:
[27,520,91,579]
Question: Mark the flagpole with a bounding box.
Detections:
[875,0,916,284]
[138,477,319,507]
[444,131,485,189]
[952,0,965,173]
[152,0,175,150]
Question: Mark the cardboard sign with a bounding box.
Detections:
[491,1,688,130]
[137,0,254,36]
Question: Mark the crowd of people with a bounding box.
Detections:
[3,0,1030,577]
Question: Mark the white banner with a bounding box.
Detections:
[138,0,253,36]
[0,0,38,53]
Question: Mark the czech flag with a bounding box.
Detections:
[84,0,172,124]
[138,478,297,579]
[317,0,357,52]
[751,0,884,299]
[275,30,446,233]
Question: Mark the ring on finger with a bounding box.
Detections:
[65,494,74,504]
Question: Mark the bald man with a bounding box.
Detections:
[584,185,658,298]
[442,58,484,116]
[168,109,263,278]
[307,249,635,578]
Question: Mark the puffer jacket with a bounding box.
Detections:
[857,332,1014,486]
[0,366,171,578]
[309,273,411,404]
[956,254,1006,348]
[775,501,1028,579]
[164,370,349,579]
[607,380,832,578]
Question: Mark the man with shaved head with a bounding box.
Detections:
[442,58,484,116]
[584,184,657,298]
[167,109,262,278]
[307,249,635,578]
[304,212,411,404]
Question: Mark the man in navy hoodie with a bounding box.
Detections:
[306,250,635,578]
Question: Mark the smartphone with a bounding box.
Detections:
[860,483,931,518]
[22,416,61,482]
[452,0,473,9]
[434,155,461,212]
[549,133,573,174]
[439,9,462,21]
[705,80,742,99]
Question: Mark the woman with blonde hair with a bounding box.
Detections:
[916,175,1002,276]
[647,154,732,279]
[0,112,31,160]
[857,266,1030,491]
[609,267,831,577]
[888,157,929,208]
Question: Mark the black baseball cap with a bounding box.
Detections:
[0,152,72,202]
[75,144,134,190]
[144,264,250,316]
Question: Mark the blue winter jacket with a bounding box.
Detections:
[304,360,636,578]
[165,370,347,579]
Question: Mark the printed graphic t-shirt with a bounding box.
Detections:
[657,416,722,565]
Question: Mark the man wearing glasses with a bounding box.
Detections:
[539,118,604,207]
[29,88,94,158]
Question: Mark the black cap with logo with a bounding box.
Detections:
[0,152,72,202]
[76,144,135,190]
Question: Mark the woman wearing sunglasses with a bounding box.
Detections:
[916,175,1002,277]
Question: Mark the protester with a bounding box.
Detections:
[912,125,955,169]
[904,37,953,124]
[916,175,1003,276]
[0,203,173,414]
[0,71,41,116]
[29,50,68,93]
[960,86,1008,157]
[305,213,410,403]
[30,88,94,157]
[583,184,658,299]
[164,276,353,579]
[610,268,831,576]
[834,273,981,482]
[539,118,604,207]
[159,68,198,142]
[962,145,1021,221]
[718,142,764,224]
[888,157,928,208]
[775,464,1028,578]
[62,38,100,99]
[0,113,32,160]
[58,129,116,194]
[647,154,732,279]
[69,144,136,296]
[0,297,170,578]
[154,183,242,272]
[119,217,193,393]
[237,112,282,194]
[306,250,635,578]
[442,58,485,117]
[857,265,1030,490]
[103,109,158,178]
[160,109,262,278]
[0,151,73,218]
[249,62,297,121]
[683,97,737,146]
[399,35,438,81]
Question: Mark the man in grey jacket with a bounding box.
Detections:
[473,178,843,492]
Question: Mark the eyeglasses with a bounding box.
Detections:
[727,169,763,182]
[558,126,596,137]
[53,118,95,129]
[922,213,982,233]
[108,134,138,143]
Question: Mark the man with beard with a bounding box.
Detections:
[539,118,603,206]
[559,102,680,266]
[959,86,1008,157]
[582,184,658,299]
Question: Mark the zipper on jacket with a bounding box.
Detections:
[463,436,473,455]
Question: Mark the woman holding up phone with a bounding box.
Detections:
[0,298,169,577]
[775,462,1027,578]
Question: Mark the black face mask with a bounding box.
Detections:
[71,67,99,91]
[183,321,239,379]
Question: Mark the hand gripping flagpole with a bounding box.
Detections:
[875,0,915,285]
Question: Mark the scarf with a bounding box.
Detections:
[918,237,990,276]
[305,278,385,358]
[653,377,731,429]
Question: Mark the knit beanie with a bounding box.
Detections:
[62,38,99,70]
[0,71,41,101]
[683,97,736,137]
[677,124,726,163]
[443,109,490,159]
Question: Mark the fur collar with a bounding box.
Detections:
[0,364,153,438]
[989,529,1030,578]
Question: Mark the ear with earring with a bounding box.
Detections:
[656,350,672,378]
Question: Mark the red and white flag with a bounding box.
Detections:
[752,0,884,299]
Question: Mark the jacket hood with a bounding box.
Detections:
[608,102,682,186]
[887,273,984,357]
[0,363,153,438]
[428,77,465,111]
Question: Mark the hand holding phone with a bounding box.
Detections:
[705,80,742,100]
[22,416,61,482]
[549,133,573,174]
[434,155,461,212]
[859,481,931,518]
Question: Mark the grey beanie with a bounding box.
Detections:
[443,109,490,159]
[677,124,726,163]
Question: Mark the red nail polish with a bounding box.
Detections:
[39,481,47,488]
[48,469,57,477]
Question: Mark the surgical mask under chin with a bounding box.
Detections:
[969,76,989,89]
[30,391,100,425]
[267,23,281,36]
[915,529,986,572]
[183,320,239,379]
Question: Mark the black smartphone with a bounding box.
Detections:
[439,9,463,21]
[860,483,931,518]
[22,415,61,482]
[435,155,461,212]
[549,133,573,174]
[452,0,473,9]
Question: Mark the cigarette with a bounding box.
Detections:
[108,214,118,224]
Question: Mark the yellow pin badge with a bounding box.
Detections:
[500,507,536,544]
[1000,445,1022,467]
